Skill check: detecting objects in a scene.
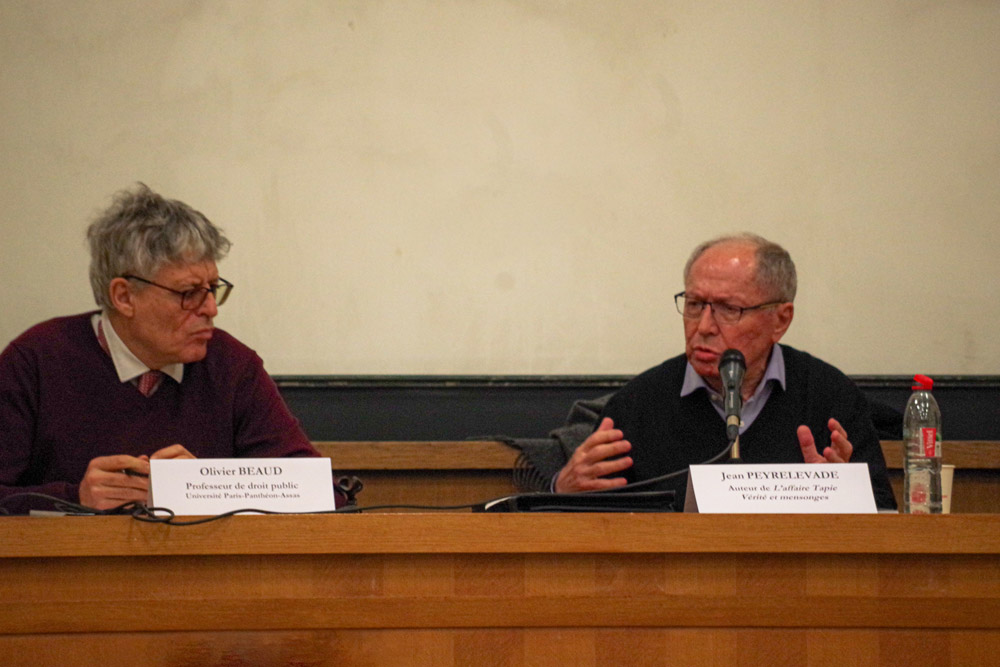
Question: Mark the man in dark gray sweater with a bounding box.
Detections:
[553,233,896,510]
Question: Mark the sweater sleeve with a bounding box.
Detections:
[230,349,319,460]
[0,341,81,514]
[841,382,898,510]
[228,350,350,507]
[790,347,898,511]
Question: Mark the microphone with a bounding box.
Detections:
[719,349,746,456]
[583,350,748,499]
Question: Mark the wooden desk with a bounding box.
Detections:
[2,514,999,666]
[318,440,1000,512]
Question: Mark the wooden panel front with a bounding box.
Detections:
[1,515,999,666]
[5,629,1000,666]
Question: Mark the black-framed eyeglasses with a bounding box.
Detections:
[674,291,782,325]
[123,275,234,310]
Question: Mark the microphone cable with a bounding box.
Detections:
[590,437,736,493]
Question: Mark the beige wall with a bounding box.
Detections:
[1,1,997,375]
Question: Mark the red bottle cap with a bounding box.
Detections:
[912,374,934,391]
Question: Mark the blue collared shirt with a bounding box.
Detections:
[680,344,786,434]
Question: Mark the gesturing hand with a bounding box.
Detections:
[554,418,633,493]
[797,418,853,464]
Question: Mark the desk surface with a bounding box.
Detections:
[2,512,1000,558]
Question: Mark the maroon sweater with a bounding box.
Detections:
[0,312,321,513]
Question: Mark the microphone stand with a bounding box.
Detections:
[720,349,746,465]
[728,434,742,464]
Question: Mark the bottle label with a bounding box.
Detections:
[921,427,940,457]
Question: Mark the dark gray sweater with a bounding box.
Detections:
[602,345,897,510]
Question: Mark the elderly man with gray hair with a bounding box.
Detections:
[553,233,896,510]
[0,184,323,514]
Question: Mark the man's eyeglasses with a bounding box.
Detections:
[123,275,234,310]
[674,292,782,325]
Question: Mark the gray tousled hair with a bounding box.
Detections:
[683,232,797,302]
[86,183,232,309]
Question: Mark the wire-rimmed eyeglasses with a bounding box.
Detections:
[674,291,782,325]
[123,275,233,310]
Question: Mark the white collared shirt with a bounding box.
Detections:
[92,311,184,386]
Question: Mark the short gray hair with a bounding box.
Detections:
[86,183,232,309]
[683,232,797,302]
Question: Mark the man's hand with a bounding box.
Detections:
[78,454,152,510]
[554,418,633,493]
[150,444,196,460]
[797,418,853,464]
[78,445,196,510]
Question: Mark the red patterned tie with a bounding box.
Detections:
[97,319,164,397]
[136,369,164,397]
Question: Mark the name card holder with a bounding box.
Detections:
[684,463,877,514]
[150,458,336,516]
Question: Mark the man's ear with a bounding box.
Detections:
[108,278,135,317]
[772,302,794,342]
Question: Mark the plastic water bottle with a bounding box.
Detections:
[902,374,942,514]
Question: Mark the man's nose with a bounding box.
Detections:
[197,291,219,318]
[697,303,718,334]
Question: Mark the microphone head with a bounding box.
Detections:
[719,349,746,384]
[719,349,746,444]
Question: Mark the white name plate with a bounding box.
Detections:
[150,458,336,516]
[684,463,877,514]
